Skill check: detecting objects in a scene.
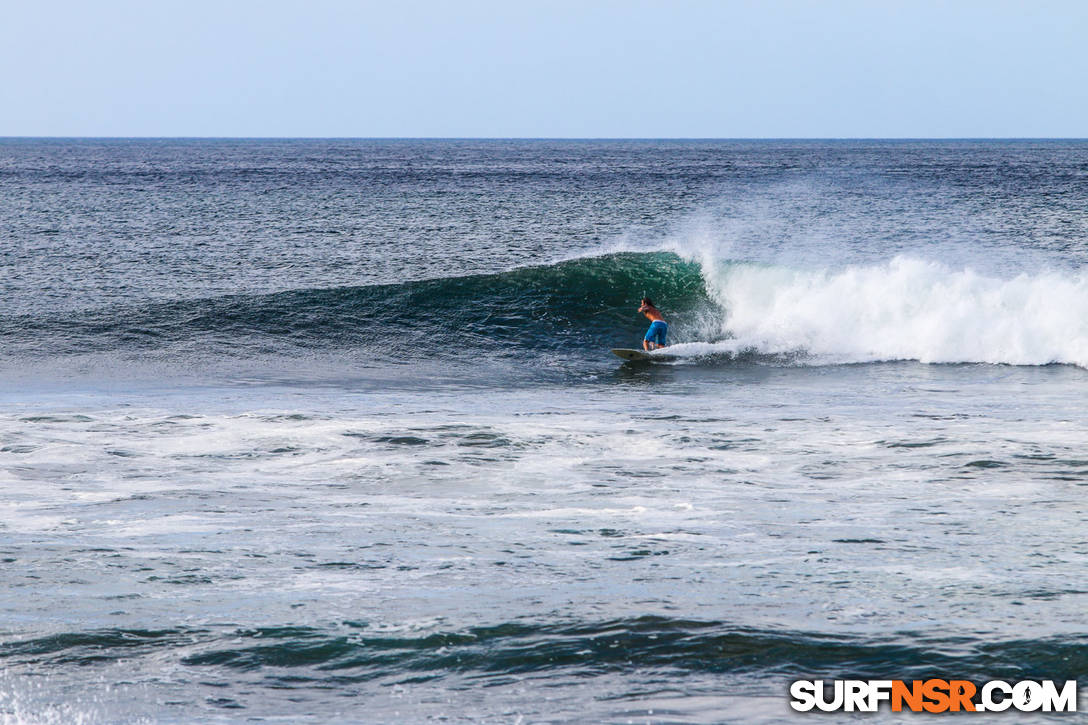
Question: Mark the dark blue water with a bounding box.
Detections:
[2,139,1088,723]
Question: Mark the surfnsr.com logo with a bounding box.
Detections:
[790,679,1078,713]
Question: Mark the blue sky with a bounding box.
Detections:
[3,0,1086,137]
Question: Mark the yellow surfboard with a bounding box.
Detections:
[611,348,677,362]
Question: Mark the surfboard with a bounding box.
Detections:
[611,348,677,362]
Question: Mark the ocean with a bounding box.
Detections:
[1,138,1087,723]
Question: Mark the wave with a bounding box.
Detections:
[6,618,1088,683]
[4,250,1088,369]
[0,252,712,359]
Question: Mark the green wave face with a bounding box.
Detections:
[361,252,711,356]
[1,252,715,359]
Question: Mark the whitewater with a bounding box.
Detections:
[2,139,1087,724]
[661,253,1088,368]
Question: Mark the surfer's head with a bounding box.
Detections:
[640,297,654,308]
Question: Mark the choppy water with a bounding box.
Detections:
[2,139,1088,723]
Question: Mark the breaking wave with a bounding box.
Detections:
[3,248,1087,368]
[680,254,1088,368]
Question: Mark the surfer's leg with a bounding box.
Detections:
[644,321,666,350]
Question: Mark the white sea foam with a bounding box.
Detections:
[672,255,1088,368]
[568,198,1088,368]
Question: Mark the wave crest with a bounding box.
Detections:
[689,256,1088,367]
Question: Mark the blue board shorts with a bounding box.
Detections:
[644,320,668,346]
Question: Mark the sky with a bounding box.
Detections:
[2,0,1086,137]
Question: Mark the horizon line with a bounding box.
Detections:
[2,135,1088,142]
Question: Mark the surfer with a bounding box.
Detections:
[638,297,668,351]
